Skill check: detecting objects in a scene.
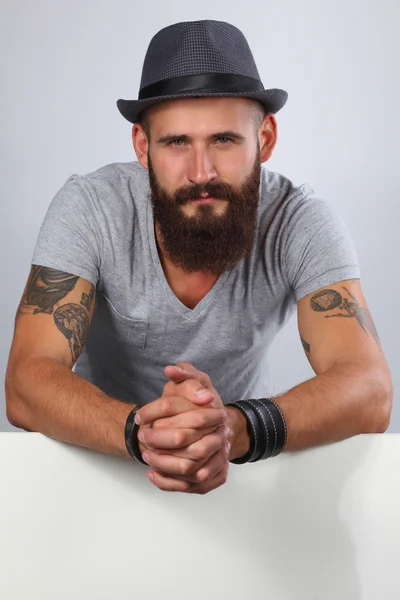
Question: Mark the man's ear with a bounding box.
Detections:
[259,114,278,163]
[132,123,149,167]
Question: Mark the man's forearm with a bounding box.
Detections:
[6,356,135,457]
[273,361,392,452]
[228,360,392,459]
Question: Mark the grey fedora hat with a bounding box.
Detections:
[117,19,288,124]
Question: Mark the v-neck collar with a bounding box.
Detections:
[146,200,234,320]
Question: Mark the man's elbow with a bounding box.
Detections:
[5,395,24,429]
[366,368,393,433]
[6,410,23,429]
[373,396,392,433]
[5,362,29,430]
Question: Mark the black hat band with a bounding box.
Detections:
[138,73,264,100]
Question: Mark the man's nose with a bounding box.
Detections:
[186,148,217,186]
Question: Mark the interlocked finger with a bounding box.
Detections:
[187,463,230,495]
[143,424,229,469]
[147,471,193,493]
[186,447,229,485]
[151,407,227,431]
[139,425,216,450]
[147,448,229,489]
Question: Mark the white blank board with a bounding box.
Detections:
[1,433,399,599]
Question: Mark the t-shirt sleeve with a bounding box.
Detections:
[283,184,360,302]
[31,175,102,286]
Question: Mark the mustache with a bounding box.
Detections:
[174,182,237,205]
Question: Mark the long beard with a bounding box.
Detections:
[147,151,261,276]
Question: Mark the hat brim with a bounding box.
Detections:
[116,88,288,124]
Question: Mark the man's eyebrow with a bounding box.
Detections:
[156,130,246,144]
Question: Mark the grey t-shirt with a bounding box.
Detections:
[32,161,360,406]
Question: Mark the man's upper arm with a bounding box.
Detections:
[10,265,96,368]
[297,278,387,375]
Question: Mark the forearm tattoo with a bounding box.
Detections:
[17,266,93,363]
[309,286,381,347]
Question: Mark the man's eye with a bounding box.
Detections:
[167,138,233,146]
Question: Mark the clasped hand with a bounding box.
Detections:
[135,363,231,495]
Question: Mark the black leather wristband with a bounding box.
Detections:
[256,398,287,455]
[228,401,267,463]
[239,400,268,462]
[227,402,258,463]
[246,399,277,460]
[124,406,147,465]
[227,397,287,463]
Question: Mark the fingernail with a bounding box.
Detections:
[148,471,154,481]
[225,426,231,437]
[196,389,213,399]
[225,442,231,454]
[134,413,141,425]
[138,431,145,443]
[174,365,184,372]
[142,452,150,464]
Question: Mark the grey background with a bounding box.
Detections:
[1,0,398,432]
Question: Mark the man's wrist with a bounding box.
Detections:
[124,406,148,464]
[227,399,288,463]
[226,405,251,461]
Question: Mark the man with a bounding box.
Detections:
[5,20,392,495]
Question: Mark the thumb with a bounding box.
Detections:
[165,363,211,388]
[164,365,215,406]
